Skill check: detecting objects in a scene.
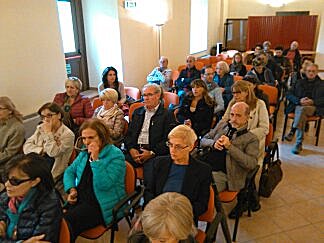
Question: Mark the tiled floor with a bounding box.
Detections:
[77,102,324,243]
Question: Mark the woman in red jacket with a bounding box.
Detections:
[53,77,94,135]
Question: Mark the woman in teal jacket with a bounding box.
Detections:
[63,119,126,241]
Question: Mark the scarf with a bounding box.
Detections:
[6,188,37,239]
[96,104,120,120]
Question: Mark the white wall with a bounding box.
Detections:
[0,0,67,115]
[225,0,324,69]
[82,0,123,88]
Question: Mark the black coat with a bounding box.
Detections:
[0,189,62,243]
[175,67,201,90]
[144,155,212,221]
[283,48,301,72]
[286,76,324,116]
[125,103,176,155]
[177,96,214,137]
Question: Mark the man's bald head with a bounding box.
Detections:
[230,102,250,128]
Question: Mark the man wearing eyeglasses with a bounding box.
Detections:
[124,83,176,185]
[200,102,259,218]
[284,63,324,154]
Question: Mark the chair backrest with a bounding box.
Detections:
[265,123,274,148]
[258,85,278,105]
[195,61,205,70]
[171,70,180,82]
[128,102,145,121]
[178,64,187,72]
[233,75,243,82]
[59,218,70,243]
[68,149,77,165]
[197,58,210,66]
[163,91,179,109]
[123,118,129,136]
[246,64,253,71]
[198,186,215,223]
[125,161,136,194]
[224,58,232,65]
[125,86,141,100]
[92,97,102,110]
[209,56,218,64]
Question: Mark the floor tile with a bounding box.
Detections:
[285,224,324,242]
[254,232,293,243]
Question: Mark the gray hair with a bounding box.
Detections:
[65,76,82,90]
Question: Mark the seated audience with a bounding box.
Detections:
[128,192,197,243]
[262,40,274,56]
[147,56,172,91]
[63,119,126,242]
[124,83,176,185]
[177,79,214,137]
[258,52,283,83]
[53,77,94,134]
[144,125,212,222]
[200,102,259,218]
[288,56,313,87]
[283,40,301,72]
[174,55,201,101]
[93,88,125,145]
[0,153,62,242]
[201,66,224,117]
[273,46,291,80]
[23,103,74,180]
[244,44,263,65]
[247,57,276,86]
[0,97,25,177]
[222,81,269,164]
[229,52,247,76]
[243,75,270,113]
[213,61,234,109]
[284,63,324,154]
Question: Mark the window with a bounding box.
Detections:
[189,0,208,54]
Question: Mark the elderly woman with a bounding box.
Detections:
[63,119,126,241]
[53,77,94,134]
[213,61,234,109]
[23,103,75,180]
[177,79,214,137]
[144,125,212,223]
[0,97,25,176]
[222,80,269,164]
[229,52,247,77]
[93,88,125,145]
[98,66,126,105]
[247,57,276,86]
[128,192,197,243]
[283,41,301,72]
[0,153,62,242]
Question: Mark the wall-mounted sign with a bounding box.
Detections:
[124,0,137,9]
[66,63,72,75]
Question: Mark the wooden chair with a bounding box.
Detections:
[246,64,253,71]
[92,97,102,110]
[218,165,260,242]
[128,102,145,121]
[195,61,205,70]
[258,85,279,130]
[80,161,143,243]
[178,64,187,72]
[233,75,243,82]
[163,91,179,109]
[281,113,322,146]
[59,218,70,243]
[125,86,141,100]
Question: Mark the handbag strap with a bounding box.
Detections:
[262,140,279,169]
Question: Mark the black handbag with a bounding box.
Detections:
[259,140,283,198]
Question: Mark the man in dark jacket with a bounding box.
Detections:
[124,83,176,184]
[284,63,324,154]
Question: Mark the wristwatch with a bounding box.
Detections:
[150,150,156,157]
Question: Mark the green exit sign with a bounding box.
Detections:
[66,64,72,75]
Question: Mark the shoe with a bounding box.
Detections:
[292,143,302,154]
[284,131,294,141]
[228,202,248,219]
[251,202,261,212]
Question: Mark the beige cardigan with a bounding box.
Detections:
[222,99,269,164]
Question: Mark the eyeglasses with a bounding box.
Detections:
[166,141,189,151]
[40,113,57,120]
[3,177,33,186]
[74,136,88,151]
[306,70,316,73]
[232,91,242,94]
[143,92,157,97]
[0,107,8,110]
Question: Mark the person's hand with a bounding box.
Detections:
[88,142,100,161]
[67,188,78,205]
[303,97,314,106]
[220,135,231,149]
[184,119,192,127]
[221,87,225,93]
[23,234,50,243]
[129,149,142,164]
[42,120,52,133]
[138,149,153,163]
[0,220,6,238]
[214,137,224,150]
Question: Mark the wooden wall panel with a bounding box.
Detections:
[247,16,318,51]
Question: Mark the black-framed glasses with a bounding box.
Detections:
[166,141,189,151]
[3,177,33,186]
[40,113,57,120]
